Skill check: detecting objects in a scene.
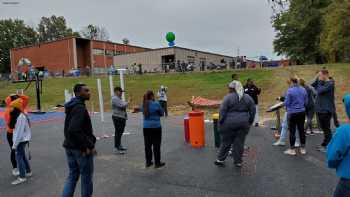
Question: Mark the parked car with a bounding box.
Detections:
[68,69,80,77]
[217,64,227,70]
[207,62,217,70]
[107,66,118,75]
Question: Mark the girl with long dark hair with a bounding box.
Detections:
[4,94,29,176]
[10,98,32,185]
[142,90,165,168]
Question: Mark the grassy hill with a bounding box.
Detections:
[1,64,349,121]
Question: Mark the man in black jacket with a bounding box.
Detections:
[62,83,96,197]
[311,69,335,152]
[244,79,261,127]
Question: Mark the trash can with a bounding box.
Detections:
[189,110,205,148]
[212,113,220,148]
[184,115,190,143]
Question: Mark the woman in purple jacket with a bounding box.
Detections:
[284,77,308,156]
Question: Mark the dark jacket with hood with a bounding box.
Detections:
[243,84,261,105]
[63,97,96,151]
[219,92,256,134]
[311,79,335,113]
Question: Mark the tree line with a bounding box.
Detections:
[0,15,130,73]
[270,0,350,64]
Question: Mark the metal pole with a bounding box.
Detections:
[97,79,104,122]
[35,73,41,111]
[117,69,127,101]
[109,75,114,98]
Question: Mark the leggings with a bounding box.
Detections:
[7,132,17,169]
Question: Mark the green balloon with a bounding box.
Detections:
[166,32,175,43]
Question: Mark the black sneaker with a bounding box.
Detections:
[235,163,243,168]
[155,162,166,169]
[214,160,225,167]
[255,123,259,127]
[146,162,153,168]
[113,148,126,154]
[118,146,127,151]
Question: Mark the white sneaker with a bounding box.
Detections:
[26,172,32,177]
[300,148,307,155]
[12,168,19,176]
[11,177,27,185]
[284,149,297,156]
[273,140,286,146]
[314,130,323,134]
[295,142,301,147]
[113,148,125,155]
[317,146,327,153]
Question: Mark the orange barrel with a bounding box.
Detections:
[189,111,205,148]
[184,115,190,143]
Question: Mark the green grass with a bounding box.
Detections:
[1,64,349,120]
[0,69,273,112]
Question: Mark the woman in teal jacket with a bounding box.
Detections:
[327,93,350,197]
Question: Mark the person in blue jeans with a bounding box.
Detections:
[327,93,350,197]
[62,84,96,197]
[273,112,301,146]
[283,77,308,156]
[141,90,165,168]
[10,98,32,185]
[273,79,301,147]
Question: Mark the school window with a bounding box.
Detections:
[114,51,126,56]
[105,50,114,56]
[93,48,104,55]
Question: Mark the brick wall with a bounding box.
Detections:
[11,37,149,75]
[11,38,75,75]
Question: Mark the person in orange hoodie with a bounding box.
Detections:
[4,94,29,176]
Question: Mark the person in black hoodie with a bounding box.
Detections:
[244,78,261,127]
[311,69,335,152]
[62,83,96,197]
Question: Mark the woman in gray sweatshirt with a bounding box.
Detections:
[215,81,256,167]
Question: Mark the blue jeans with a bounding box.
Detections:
[334,178,350,197]
[62,149,94,197]
[279,113,300,144]
[15,142,31,178]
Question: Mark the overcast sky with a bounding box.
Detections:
[0,0,278,59]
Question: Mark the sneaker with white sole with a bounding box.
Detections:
[300,148,307,155]
[11,177,27,185]
[113,148,126,155]
[317,146,326,153]
[214,160,225,167]
[273,140,286,146]
[314,130,323,134]
[235,163,243,168]
[26,172,32,177]
[306,131,315,136]
[284,149,297,156]
[12,168,19,176]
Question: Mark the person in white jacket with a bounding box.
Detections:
[157,85,168,117]
[10,98,32,185]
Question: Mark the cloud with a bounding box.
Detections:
[0,0,278,58]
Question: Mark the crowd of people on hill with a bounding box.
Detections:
[2,67,350,197]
